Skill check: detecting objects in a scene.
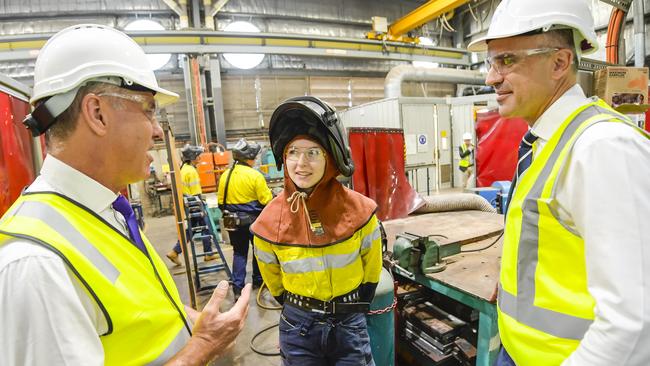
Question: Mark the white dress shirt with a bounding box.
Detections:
[0,155,128,365]
[531,84,650,365]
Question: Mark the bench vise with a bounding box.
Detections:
[392,232,461,274]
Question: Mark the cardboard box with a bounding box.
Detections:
[593,66,649,113]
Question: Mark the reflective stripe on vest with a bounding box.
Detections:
[0,192,191,365]
[499,100,646,364]
[6,200,120,282]
[253,215,383,301]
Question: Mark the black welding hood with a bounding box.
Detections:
[268,96,355,177]
[180,144,204,162]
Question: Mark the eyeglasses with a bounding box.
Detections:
[97,92,157,122]
[286,146,326,162]
[485,48,560,75]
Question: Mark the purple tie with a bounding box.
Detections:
[112,194,147,254]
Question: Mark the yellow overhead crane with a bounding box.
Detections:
[367,0,469,43]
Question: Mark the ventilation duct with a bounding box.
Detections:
[384,65,486,98]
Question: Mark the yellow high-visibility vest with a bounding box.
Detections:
[0,192,190,365]
[459,144,472,168]
[500,99,649,365]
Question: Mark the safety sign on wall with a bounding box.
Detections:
[417,134,428,152]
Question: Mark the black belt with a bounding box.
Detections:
[284,289,370,314]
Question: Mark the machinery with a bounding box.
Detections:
[196,142,231,193]
[392,232,461,274]
[398,287,477,366]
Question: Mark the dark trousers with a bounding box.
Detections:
[494,348,516,366]
[279,304,375,366]
[229,224,261,290]
[173,216,212,254]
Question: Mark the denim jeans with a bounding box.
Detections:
[494,347,517,366]
[279,304,375,366]
[228,224,262,290]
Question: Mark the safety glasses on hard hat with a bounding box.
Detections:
[286,146,326,162]
[485,48,560,75]
[96,92,158,122]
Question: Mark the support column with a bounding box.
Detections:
[182,55,198,144]
[206,56,227,146]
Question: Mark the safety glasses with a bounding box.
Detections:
[485,48,560,75]
[97,92,157,122]
[286,146,326,162]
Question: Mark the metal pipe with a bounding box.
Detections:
[190,56,208,146]
[634,0,646,67]
[384,65,486,98]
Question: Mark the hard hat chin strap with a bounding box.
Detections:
[23,86,80,137]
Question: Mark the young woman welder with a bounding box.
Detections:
[251,96,382,366]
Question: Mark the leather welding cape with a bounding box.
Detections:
[251,148,376,246]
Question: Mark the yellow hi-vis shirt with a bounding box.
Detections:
[0,192,190,365]
[253,214,382,301]
[181,163,202,196]
[217,163,272,214]
[500,99,649,365]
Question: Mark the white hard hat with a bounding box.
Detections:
[31,24,178,107]
[462,132,472,140]
[467,0,598,55]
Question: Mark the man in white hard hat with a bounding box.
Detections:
[458,132,474,188]
[468,1,650,365]
[0,24,250,365]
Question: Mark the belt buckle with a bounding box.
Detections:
[311,300,334,314]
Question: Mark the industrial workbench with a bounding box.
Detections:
[383,210,503,366]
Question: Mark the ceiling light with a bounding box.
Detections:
[125,19,172,70]
[223,21,265,69]
[413,37,439,68]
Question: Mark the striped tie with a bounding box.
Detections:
[505,130,539,213]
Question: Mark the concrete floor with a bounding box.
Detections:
[144,213,282,366]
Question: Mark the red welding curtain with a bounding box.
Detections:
[0,93,34,216]
[475,109,529,187]
[349,128,423,221]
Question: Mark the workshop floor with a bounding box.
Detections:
[144,214,282,366]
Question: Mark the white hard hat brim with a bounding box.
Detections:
[150,84,179,107]
[467,29,599,55]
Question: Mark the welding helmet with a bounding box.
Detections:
[180,144,204,162]
[268,96,354,177]
[231,138,261,161]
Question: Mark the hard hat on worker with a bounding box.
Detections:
[23,24,178,136]
[467,0,598,56]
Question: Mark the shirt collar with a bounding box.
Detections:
[39,155,118,213]
[531,84,593,142]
